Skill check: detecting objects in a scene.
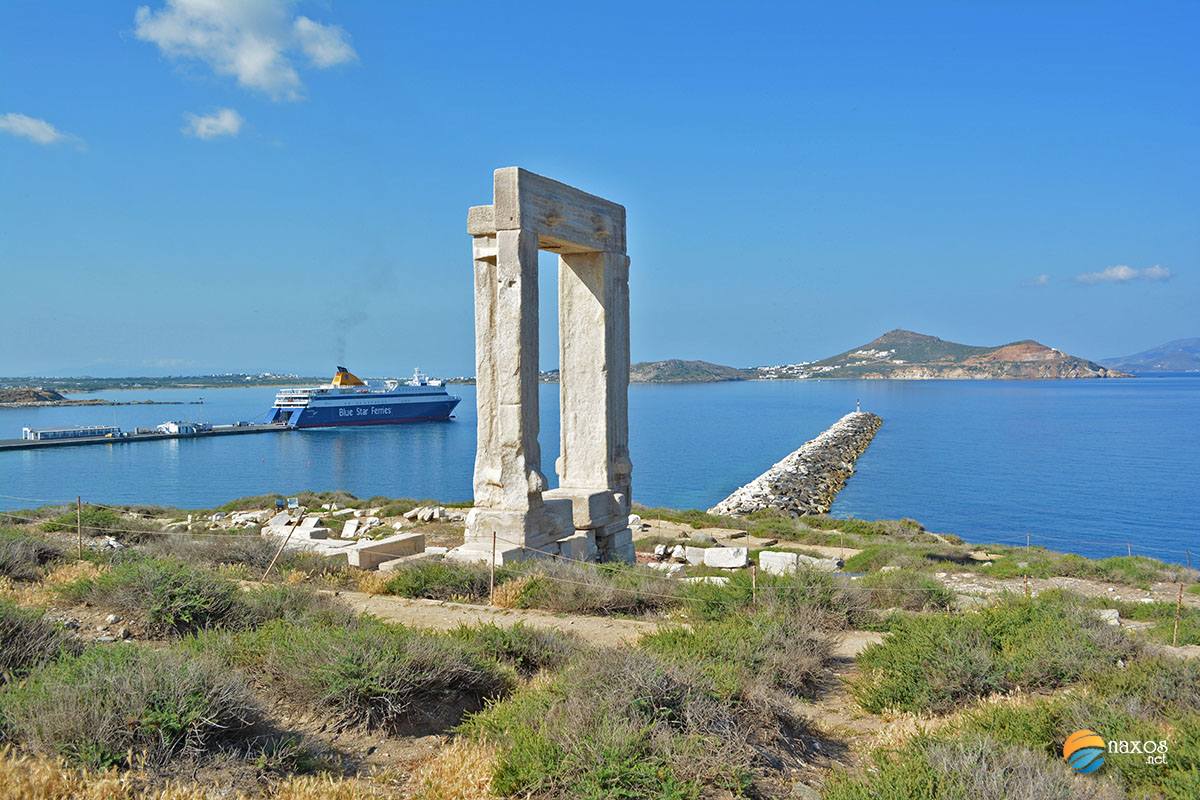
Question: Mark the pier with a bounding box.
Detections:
[0,423,289,452]
[709,411,884,517]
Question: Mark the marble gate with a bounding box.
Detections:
[449,168,633,564]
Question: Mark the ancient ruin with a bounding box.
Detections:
[449,168,634,565]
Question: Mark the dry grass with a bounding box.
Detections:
[408,738,497,800]
[490,574,535,608]
[0,746,405,799]
[2,561,106,607]
[354,570,394,595]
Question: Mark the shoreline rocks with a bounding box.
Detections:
[708,411,883,517]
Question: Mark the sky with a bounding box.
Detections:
[1,1,1197,377]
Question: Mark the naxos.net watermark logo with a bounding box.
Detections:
[1063,729,1169,774]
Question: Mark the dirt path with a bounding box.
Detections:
[328,590,661,647]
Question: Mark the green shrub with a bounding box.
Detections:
[503,561,679,616]
[679,566,868,627]
[142,533,279,571]
[0,599,80,683]
[57,557,244,635]
[982,549,1171,588]
[853,593,1138,714]
[461,649,787,798]
[0,529,63,581]
[240,582,356,628]
[0,645,260,768]
[858,568,955,611]
[953,660,1200,799]
[823,735,1124,800]
[447,623,582,677]
[40,506,121,536]
[642,603,835,700]
[382,559,498,601]
[200,618,513,734]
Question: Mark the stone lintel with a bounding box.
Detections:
[491,167,626,254]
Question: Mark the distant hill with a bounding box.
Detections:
[629,360,754,383]
[759,329,1126,380]
[1100,338,1200,373]
[0,387,67,404]
[540,360,752,384]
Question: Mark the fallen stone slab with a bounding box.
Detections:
[794,553,843,572]
[703,547,748,569]
[348,532,426,570]
[758,550,800,576]
[682,576,730,586]
[684,546,708,566]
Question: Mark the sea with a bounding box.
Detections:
[1,377,1197,565]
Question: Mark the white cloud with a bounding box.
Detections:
[0,113,77,145]
[134,0,357,101]
[183,107,243,139]
[294,16,356,68]
[1076,264,1172,285]
[1031,274,1050,287]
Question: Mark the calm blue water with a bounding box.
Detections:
[2,379,1197,564]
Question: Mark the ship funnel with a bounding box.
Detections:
[332,367,366,387]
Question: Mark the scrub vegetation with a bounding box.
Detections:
[0,494,1195,798]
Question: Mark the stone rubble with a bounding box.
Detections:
[708,411,883,517]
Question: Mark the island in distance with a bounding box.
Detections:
[1099,338,1200,373]
[592,329,1129,383]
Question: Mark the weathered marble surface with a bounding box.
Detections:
[708,411,883,517]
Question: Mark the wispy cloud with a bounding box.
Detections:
[1029,274,1050,287]
[182,107,243,139]
[294,16,357,68]
[1076,264,1172,285]
[0,112,80,146]
[134,0,357,101]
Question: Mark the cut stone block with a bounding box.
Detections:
[542,487,621,529]
[670,544,687,561]
[347,532,426,570]
[342,519,360,538]
[758,550,799,576]
[703,547,748,569]
[445,542,535,565]
[795,553,843,572]
[682,576,729,586]
[557,531,597,562]
[684,546,707,566]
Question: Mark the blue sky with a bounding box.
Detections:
[1,1,1196,377]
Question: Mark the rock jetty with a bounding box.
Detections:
[708,411,883,517]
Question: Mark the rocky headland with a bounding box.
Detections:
[0,387,202,408]
[709,410,884,517]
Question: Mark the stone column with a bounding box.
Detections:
[458,228,573,561]
[544,250,634,562]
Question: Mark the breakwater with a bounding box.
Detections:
[708,411,883,517]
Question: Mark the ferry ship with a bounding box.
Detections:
[267,367,461,429]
